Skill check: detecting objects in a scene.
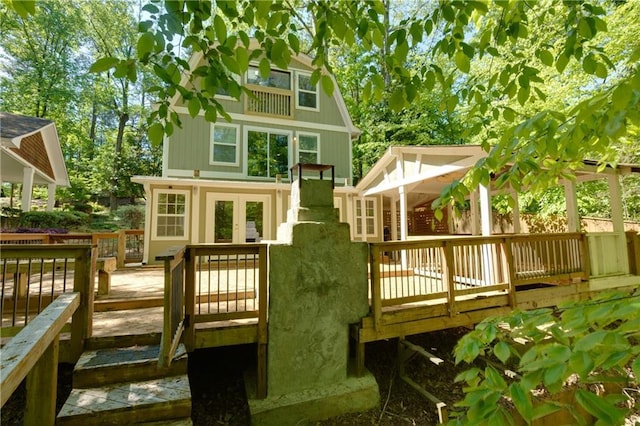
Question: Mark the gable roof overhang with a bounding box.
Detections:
[356,145,640,209]
[168,40,361,139]
[0,112,70,187]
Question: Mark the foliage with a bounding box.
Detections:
[18,210,89,231]
[450,291,640,425]
[115,204,145,229]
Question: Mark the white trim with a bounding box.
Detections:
[295,131,320,164]
[151,188,190,241]
[205,193,271,243]
[210,122,240,166]
[295,71,320,112]
[172,106,352,134]
[162,134,169,178]
[354,197,378,238]
[243,125,293,178]
[165,168,246,180]
[191,186,200,243]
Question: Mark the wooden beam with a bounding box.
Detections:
[25,335,59,425]
[1,292,79,407]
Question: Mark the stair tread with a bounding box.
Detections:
[58,375,191,419]
[75,344,186,371]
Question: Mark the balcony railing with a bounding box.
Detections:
[245,84,293,119]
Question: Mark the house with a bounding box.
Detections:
[0,112,69,211]
[133,46,369,264]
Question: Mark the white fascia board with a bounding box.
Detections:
[42,123,70,186]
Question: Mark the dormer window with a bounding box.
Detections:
[247,66,291,90]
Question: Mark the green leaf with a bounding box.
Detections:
[148,122,164,146]
[389,88,405,112]
[434,208,444,222]
[320,75,334,97]
[539,49,554,66]
[555,53,569,73]
[575,389,627,424]
[632,357,640,381]
[188,97,201,118]
[582,54,597,74]
[568,351,594,379]
[595,63,608,79]
[542,363,566,391]
[494,341,511,363]
[214,15,227,43]
[259,57,271,79]
[11,0,36,18]
[235,47,249,72]
[503,108,515,123]
[89,57,119,73]
[574,330,607,352]
[455,51,471,73]
[517,87,529,106]
[137,33,155,59]
[509,383,533,422]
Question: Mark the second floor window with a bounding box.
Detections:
[247,129,290,178]
[211,124,239,165]
[296,73,318,110]
[297,133,319,164]
[247,66,291,90]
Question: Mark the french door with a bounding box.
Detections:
[205,194,270,243]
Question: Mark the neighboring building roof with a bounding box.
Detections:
[0,112,70,186]
[170,40,361,139]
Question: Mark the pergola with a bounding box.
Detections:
[355,144,638,241]
[0,112,69,211]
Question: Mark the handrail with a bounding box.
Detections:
[1,292,80,423]
[368,233,589,330]
[156,246,186,369]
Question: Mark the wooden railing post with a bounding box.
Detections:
[581,232,591,280]
[24,335,59,425]
[117,230,126,269]
[184,247,196,352]
[370,244,382,331]
[71,246,94,361]
[257,244,268,399]
[442,241,456,317]
[501,237,517,308]
[626,231,640,275]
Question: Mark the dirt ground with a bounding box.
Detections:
[1,328,468,426]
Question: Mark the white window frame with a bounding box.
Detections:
[210,123,240,166]
[354,197,378,238]
[295,131,320,164]
[243,125,293,179]
[152,188,190,240]
[215,74,241,101]
[295,71,319,111]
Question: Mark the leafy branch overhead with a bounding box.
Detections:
[78,0,640,205]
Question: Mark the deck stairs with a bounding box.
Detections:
[57,344,191,425]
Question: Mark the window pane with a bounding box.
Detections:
[269,133,289,177]
[248,131,268,177]
[298,74,314,91]
[214,201,234,242]
[299,135,317,151]
[299,151,317,164]
[214,144,236,163]
[214,126,236,143]
[298,92,317,108]
[248,66,291,90]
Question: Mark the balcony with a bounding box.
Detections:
[245,84,293,119]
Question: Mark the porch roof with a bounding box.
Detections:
[0,112,70,186]
[356,144,639,207]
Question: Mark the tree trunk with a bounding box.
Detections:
[109,111,129,212]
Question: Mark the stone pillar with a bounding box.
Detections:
[248,177,379,424]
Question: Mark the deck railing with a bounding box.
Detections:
[245,84,293,118]
[156,247,186,369]
[369,234,589,330]
[164,243,267,398]
[0,230,144,266]
[587,232,629,277]
[0,293,80,424]
[0,244,94,361]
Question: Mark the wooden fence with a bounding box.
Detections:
[0,230,144,267]
[156,247,186,369]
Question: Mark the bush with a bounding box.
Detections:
[116,205,145,229]
[18,211,89,231]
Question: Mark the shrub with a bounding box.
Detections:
[449,290,639,425]
[116,205,145,229]
[19,211,89,231]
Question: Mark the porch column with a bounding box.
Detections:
[390,196,398,241]
[142,183,152,264]
[563,180,580,232]
[21,167,35,212]
[470,190,480,235]
[512,191,521,234]
[359,196,367,242]
[479,184,492,236]
[47,183,56,212]
[607,174,625,233]
[398,185,408,240]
